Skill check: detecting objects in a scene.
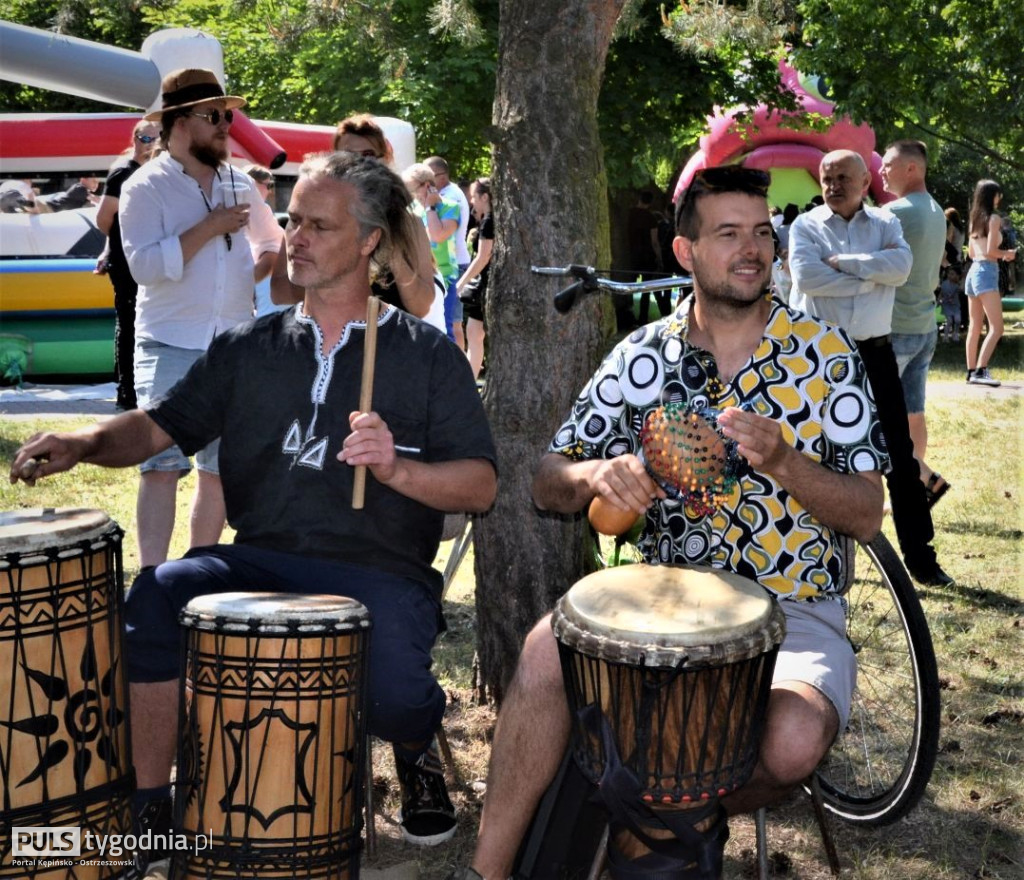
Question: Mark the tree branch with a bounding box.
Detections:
[901,115,1024,173]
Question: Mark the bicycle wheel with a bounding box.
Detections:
[812,532,941,825]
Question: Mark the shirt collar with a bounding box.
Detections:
[675,292,784,350]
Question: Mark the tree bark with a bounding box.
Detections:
[473,0,628,702]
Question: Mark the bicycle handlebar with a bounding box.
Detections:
[530,264,693,313]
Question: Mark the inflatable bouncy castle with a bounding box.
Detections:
[673,59,893,209]
[0,21,415,381]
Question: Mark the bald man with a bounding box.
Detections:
[789,150,953,588]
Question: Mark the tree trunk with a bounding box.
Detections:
[473,0,628,703]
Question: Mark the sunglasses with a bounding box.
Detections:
[136,134,158,144]
[190,109,234,126]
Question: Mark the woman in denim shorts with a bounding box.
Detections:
[964,179,1017,386]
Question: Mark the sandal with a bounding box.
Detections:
[923,472,950,509]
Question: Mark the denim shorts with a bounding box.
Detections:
[134,338,220,475]
[965,260,999,297]
[773,598,855,732]
[443,275,463,336]
[891,328,937,414]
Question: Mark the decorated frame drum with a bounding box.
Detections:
[173,593,371,880]
[553,563,784,873]
[0,508,134,880]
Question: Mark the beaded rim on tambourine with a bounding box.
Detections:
[639,403,740,517]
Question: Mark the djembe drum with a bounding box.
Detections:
[0,508,134,880]
[552,564,785,879]
[173,593,372,880]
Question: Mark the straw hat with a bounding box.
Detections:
[144,68,246,122]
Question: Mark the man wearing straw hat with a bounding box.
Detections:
[119,68,281,573]
[11,151,497,860]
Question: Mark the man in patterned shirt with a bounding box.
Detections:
[458,166,887,880]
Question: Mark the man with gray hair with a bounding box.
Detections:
[10,151,498,858]
[789,149,953,588]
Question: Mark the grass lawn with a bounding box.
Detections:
[1,325,1021,879]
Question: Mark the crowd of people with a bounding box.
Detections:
[4,65,1018,877]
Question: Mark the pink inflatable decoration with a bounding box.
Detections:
[674,59,893,206]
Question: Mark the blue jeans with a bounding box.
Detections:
[442,275,462,340]
[125,544,446,745]
[891,328,937,414]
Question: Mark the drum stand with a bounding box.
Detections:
[754,774,841,878]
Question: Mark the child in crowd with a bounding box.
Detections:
[939,267,962,342]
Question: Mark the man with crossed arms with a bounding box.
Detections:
[789,149,953,587]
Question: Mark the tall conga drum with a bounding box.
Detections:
[173,593,371,880]
[0,508,134,879]
[552,564,785,879]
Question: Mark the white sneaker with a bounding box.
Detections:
[969,368,1001,387]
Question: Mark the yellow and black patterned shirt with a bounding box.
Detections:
[549,296,889,600]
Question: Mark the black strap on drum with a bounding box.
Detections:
[580,704,730,880]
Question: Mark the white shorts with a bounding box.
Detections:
[773,598,855,731]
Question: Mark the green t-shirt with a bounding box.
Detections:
[413,198,460,282]
[886,191,947,334]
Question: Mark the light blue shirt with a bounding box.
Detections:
[789,203,912,341]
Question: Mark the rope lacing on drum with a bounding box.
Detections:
[580,704,730,880]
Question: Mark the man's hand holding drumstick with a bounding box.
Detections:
[337,411,399,487]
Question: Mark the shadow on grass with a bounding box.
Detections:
[747,788,1024,878]
[941,521,1023,542]
[919,580,1024,614]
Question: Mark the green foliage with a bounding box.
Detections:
[0,0,152,111]
[793,0,1023,170]
[600,2,791,191]
[0,0,802,192]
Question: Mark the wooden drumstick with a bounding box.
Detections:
[352,295,381,510]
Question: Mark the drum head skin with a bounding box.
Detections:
[181,591,371,634]
[553,564,785,667]
[0,507,113,555]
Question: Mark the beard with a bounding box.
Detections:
[691,260,771,309]
[190,140,228,168]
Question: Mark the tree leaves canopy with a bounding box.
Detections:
[793,0,1023,171]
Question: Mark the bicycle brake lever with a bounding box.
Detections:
[554,280,586,313]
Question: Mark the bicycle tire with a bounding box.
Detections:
[812,532,941,825]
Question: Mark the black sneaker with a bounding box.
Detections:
[908,564,955,587]
[134,795,174,873]
[393,740,457,846]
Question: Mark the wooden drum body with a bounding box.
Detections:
[553,564,785,873]
[0,508,134,880]
[173,593,371,880]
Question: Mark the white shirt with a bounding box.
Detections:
[439,181,471,266]
[789,203,912,341]
[120,152,281,349]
